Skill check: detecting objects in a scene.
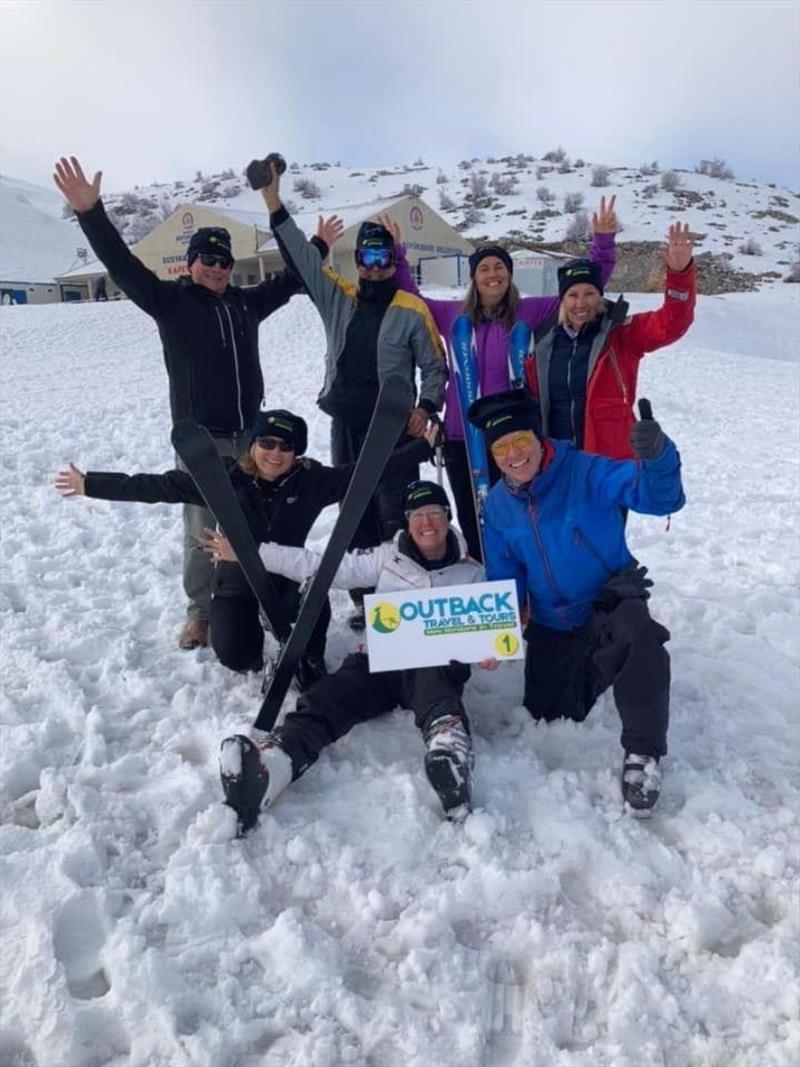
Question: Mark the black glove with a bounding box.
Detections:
[629,398,666,460]
[593,563,653,612]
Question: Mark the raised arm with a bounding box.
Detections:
[256,540,383,589]
[54,155,167,315]
[247,214,344,320]
[55,463,205,506]
[624,223,696,355]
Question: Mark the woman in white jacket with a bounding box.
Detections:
[203,480,491,833]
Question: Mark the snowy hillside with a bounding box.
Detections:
[1,285,798,1067]
[0,175,86,282]
[7,151,800,286]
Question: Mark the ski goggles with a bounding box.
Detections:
[405,505,448,522]
[197,253,233,270]
[490,430,537,459]
[355,247,395,270]
[254,436,295,453]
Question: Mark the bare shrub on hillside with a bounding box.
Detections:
[565,210,592,242]
[459,159,472,170]
[591,165,611,187]
[470,172,489,199]
[574,158,586,168]
[463,206,485,226]
[661,170,681,192]
[439,190,456,210]
[640,161,660,176]
[536,185,555,204]
[543,146,567,163]
[402,182,425,196]
[220,185,239,200]
[558,158,572,174]
[414,157,425,166]
[293,177,321,200]
[490,172,518,195]
[642,183,659,198]
[696,157,734,180]
[738,238,763,255]
[563,192,585,213]
[289,162,300,172]
[786,253,800,282]
[436,170,448,184]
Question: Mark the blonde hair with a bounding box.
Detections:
[460,280,521,331]
[237,450,309,478]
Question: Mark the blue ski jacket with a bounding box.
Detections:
[483,438,685,631]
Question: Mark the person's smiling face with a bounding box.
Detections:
[490,429,542,483]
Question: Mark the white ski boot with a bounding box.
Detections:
[424,714,474,820]
[219,734,293,834]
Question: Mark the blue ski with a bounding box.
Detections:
[449,314,490,556]
[508,321,532,388]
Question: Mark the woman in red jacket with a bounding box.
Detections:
[524,222,696,459]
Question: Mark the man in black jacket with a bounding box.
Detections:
[54,155,342,649]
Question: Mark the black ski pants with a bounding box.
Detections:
[210,565,330,673]
[524,598,670,758]
[272,652,471,779]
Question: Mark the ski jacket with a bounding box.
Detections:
[84,440,429,595]
[269,207,447,422]
[260,528,483,592]
[483,438,685,631]
[393,233,615,441]
[524,264,695,459]
[76,200,327,433]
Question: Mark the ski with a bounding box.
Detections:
[449,314,490,558]
[508,321,532,388]
[253,374,412,731]
[171,422,292,643]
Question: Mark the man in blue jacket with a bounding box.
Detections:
[468,389,684,814]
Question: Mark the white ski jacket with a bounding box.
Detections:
[259,529,484,593]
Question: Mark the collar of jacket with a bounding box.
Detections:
[357,277,398,304]
[178,275,235,301]
[503,438,569,500]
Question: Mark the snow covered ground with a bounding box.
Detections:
[1,285,798,1067]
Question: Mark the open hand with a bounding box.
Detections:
[661,221,695,272]
[592,194,617,234]
[54,463,86,497]
[198,527,237,563]
[317,214,344,248]
[376,213,401,244]
[53,156,102,213]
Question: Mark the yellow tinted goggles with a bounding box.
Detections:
[490,430,537,460]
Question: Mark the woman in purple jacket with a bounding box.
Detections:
[386,197,617,559]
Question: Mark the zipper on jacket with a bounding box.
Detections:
[214,306,226,344]
[568,337,578,443]
[608,349,629,404]
[222,302,245,430]
[528,496,570,627]
[572,525,614,577]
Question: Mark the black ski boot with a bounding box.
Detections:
[295,652,327,691]
[219,734,292,834]
[424,714,473,820]
[621,752,662,817]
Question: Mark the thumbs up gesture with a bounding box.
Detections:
[629,398,666,460]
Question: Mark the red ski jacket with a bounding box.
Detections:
[524,264,696,459]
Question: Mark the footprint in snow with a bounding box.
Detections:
[52,891,111,1000]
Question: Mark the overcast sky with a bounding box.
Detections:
[2,0,798,193]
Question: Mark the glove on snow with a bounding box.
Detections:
[629,398,666,460]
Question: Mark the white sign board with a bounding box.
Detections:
[364,580,523,673]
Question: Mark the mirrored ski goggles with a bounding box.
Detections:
[490,430,537,459]
[254,436,295,453]
[355,247,395,270]
[405,505,448,522]
[197,253,233,269]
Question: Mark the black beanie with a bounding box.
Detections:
[557,258,603,299]
[402,479,451,518]
[187,227,233,266]
[468,245,513,279]
[251,409,308,455]
[467,389,542,449]
[356,221,395,250]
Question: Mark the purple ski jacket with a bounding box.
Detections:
[394,233,615,440]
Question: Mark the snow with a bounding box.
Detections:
[1,284,799,1067]
[0,175,84,283]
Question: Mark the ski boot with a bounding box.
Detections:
[295,652,327,691]
[424,714,473,821]
[219,734,293,834]
[621,752,662,817]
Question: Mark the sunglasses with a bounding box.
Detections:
[356,248,395,270]
[197,253,233,269]
[490,430,537,459]
[255,436,294,453]
[406,505,448,522]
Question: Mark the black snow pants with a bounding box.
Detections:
[523,598,671,758]
[272,653,471,779]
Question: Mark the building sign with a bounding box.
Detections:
[364,580,522,672]
[408,205,424,231]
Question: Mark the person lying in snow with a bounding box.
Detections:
[468,389,685,815]
[55,409,431,691]
[202,480,497,833]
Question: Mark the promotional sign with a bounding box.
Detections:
[364,580,523,673]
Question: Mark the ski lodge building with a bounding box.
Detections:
[55,195,476,300]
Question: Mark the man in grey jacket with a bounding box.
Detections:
[261,164,448,629]
[208,481,488,833]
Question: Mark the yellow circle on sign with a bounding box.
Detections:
[494,631,519,656]
[369,602,401,634]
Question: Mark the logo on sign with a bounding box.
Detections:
[182,212,194,230]
[370,603,401,633]
[409,205,423,231]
